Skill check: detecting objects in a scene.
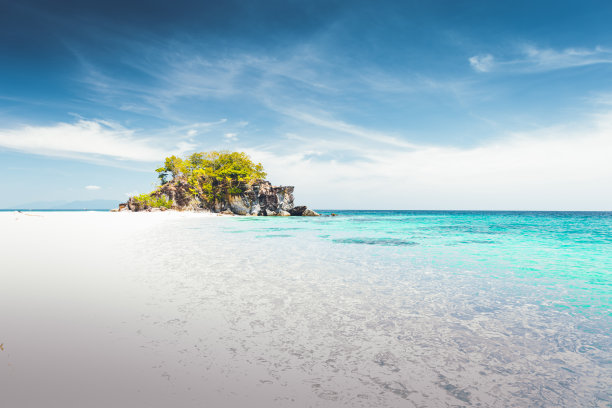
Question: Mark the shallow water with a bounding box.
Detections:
[1,211,610,407]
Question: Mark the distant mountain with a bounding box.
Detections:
[5,200,68,209]
[4,199,122,210]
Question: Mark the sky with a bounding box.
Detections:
[1,0,611,210]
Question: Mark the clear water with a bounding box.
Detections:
[2,211,610,407]
[136,210,611,407]
[233,210,611,313]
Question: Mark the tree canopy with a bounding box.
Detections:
[155,151,267,204]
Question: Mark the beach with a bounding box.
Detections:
[1,211,610,407]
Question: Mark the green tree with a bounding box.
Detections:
[154,151,266,205]
[156,155,186,184]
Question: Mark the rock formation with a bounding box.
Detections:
[121,179,319,216]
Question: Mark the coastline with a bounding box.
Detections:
[2,209,228,219]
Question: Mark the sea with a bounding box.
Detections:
[1,210,610,407]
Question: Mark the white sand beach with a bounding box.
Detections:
[1,211,226,408]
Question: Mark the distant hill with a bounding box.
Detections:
[4,199,122,210]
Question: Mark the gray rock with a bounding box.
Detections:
[289,206,307,216]
[157,181,204,211]
[249,204,261,216]
[229,195,249,215]
[302,208,320,216]
[120,178,317,216]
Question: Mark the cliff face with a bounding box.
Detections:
[224,181,294,215]
[124,179,318,216]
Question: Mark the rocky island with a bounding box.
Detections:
[116,151,319,216]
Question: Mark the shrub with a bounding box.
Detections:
[133,193,173,209]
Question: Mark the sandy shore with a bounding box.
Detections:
[0,211,222,408]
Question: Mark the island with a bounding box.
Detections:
[115,151,319,216]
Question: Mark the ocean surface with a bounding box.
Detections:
[1,210,611,407]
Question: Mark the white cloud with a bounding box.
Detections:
[0,119,195,163]
[85,185,101,190]
[187,129,198,137]
[250,111,612,211]
[2,111,609,210]
[469,54,495,72]
[471,46,612,74]
[521,45,612,71]
[224,132,238,141]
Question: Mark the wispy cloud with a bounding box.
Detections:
[585,92,612,106]
[224,132,238,141]
[470,46,612,73]
[520,45,612,71]
[85,185,101,190]
[469,54,494,72]
[277,109,417,149]
[74,38,471,126]
[0,119,195,163]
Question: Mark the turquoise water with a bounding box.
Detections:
[197,210,611,405]
[233,210,611,314]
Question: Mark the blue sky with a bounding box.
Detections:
[1,0,611,209]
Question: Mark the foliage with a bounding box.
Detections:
[132,193,173,209]
[155,151,266,204]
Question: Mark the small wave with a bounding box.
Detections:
[424,225,502,234]
[332,238,418,246]
[455,240,498,245]
[262,227,304,231]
